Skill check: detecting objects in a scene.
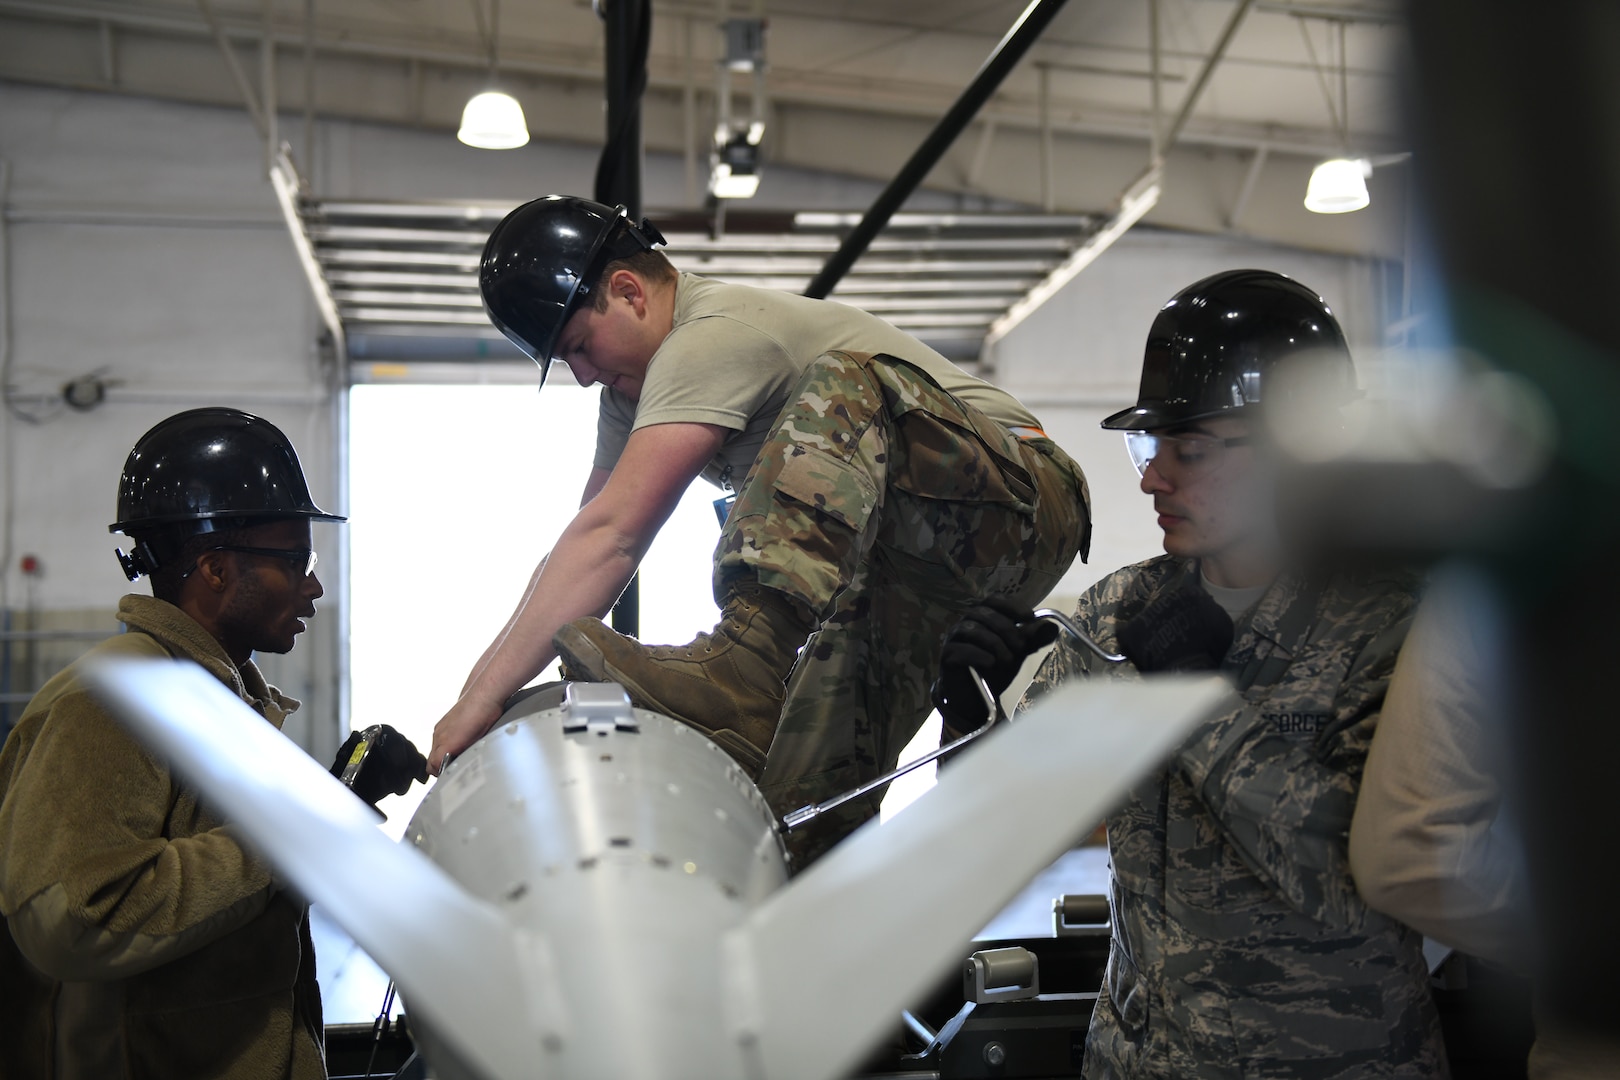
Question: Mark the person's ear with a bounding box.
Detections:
[609,268,646,315]
[192,549,231,593]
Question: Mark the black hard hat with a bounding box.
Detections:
[110,407,344,580]
[479,195,667,387]
[1101,269,1356,431]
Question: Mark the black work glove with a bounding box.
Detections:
[1116,587,1235,673]
[330,725,430,809]
[931,598,1060,735]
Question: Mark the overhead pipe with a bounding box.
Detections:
[594,0,652,637]
[803,0,1071,299]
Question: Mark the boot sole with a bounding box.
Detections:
[553,625,768,780]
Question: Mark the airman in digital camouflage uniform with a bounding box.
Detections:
[430,196,1090,861]
[935,270,1447,1077]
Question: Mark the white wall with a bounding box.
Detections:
[990,228,1395,610]
[0,80,1398,751]
[0,82,1003,752]
[0,83,343,750]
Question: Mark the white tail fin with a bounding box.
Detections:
[728,676,1231,1080]
[84,656,1228,1080]
[80,658,544,1080]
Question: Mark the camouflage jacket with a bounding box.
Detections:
[1020,555,1448,1079]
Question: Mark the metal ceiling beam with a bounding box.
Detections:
[1162,0,1260,155]
[310,204,1095,231]
[1252,1,1401,23]
[316,247,1061,276]
[684,258,1064,275]
[985,165,1161,348]
[326,270,481,288]
[793,212,1092,229]
[339,310,1001,334]
[320,249,480,269]
[984,0,1258,355]
[0,0,1402,153]
[10,0,1397,81]
[335,290,1016,315]
[341,308,493,325]
[306,223,1081,254]
[803,0,1071,299]
[1226,144,1270,230]
[194,0,265,138]
[679,236,1081,254]
[655,0,1401,47]
[270,148,346,362]
[322,268,1037,296]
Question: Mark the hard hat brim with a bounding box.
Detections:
[110,508,348,535]
[1100,402,1244,431]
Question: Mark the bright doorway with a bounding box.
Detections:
[347,381,724,829]
[346,380,942,831]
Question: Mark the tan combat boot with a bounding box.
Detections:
[552,584,815,779]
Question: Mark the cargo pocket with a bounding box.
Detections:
[772,447,879,533]
[867,353,1036,509]
[888,408,1036,509]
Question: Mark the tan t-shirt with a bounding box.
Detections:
[593,274,1043,489]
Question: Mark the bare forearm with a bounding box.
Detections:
[458,526,640,711]
[461,554,549,696]
[431,427,721,772]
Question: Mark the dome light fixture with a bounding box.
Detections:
[1301,19,1371,214]
[1304,157,1371,214]
[458,0,528,150]
[458,90,529,150]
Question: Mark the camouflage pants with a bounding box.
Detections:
[714,350,1091,865]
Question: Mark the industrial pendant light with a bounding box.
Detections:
[1302,18,1368,214]
[709,17,767,199]
[1304,157,1371,214]
[459,91,528,150]
[458,0,529,150]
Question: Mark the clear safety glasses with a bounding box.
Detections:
[209,546,320,578]
[1124,431,1253,479]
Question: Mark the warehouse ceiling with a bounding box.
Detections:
[0,0,1407,238]
[0,0,1410,361]
[306,195,1095,361]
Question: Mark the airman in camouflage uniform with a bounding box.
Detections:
[939,270,1447,1076]
[724,350,1089,860]
[432,197,1089,865]
[1019,557,1446,1078]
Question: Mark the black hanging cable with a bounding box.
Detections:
[362,979,398,1080]
[593,0,652,208]
[594,0,652,638]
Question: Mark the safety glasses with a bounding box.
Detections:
[1124,431,1252,478]
[209,545,319,578]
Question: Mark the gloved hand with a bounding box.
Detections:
[330,724,430,809]
[1116,587,1235,673]
[931,598,1060,734]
